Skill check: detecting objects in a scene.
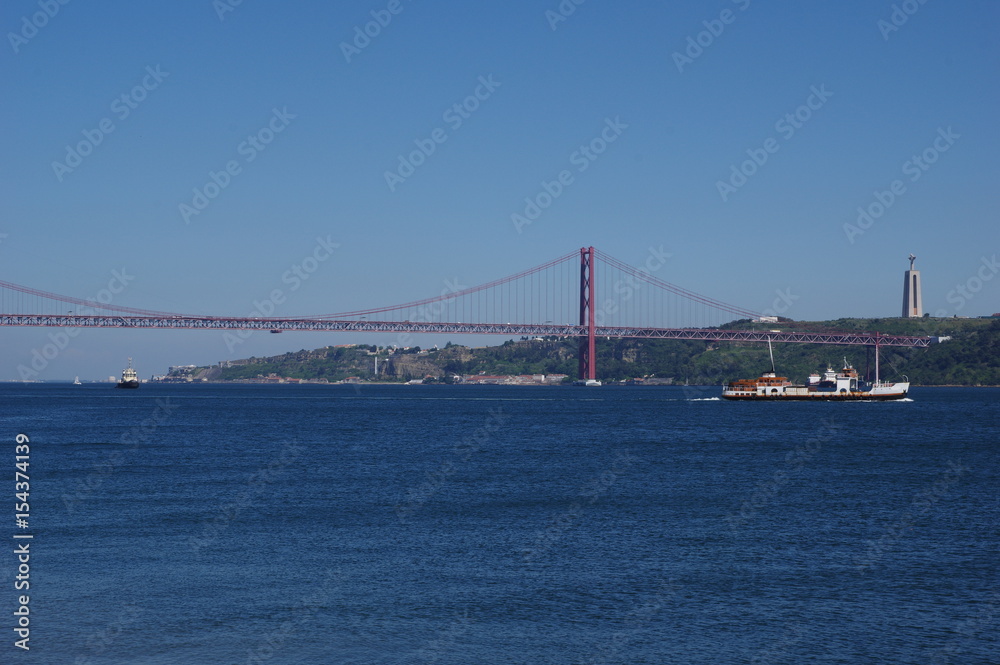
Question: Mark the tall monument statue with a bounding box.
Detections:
[902,253,922,318]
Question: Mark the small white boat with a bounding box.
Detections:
[73,376,81,385]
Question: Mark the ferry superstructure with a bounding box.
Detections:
[721,338,909,401]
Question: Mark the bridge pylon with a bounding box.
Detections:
[578,246,596,381]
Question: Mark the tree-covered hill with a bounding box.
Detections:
[169,317,1000,386]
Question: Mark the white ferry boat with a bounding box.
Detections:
[721,340,908,401]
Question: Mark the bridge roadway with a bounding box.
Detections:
[0,314,934,348]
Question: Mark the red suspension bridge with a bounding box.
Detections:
[1,247,933,380]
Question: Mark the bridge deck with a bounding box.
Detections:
[0,314,933,347]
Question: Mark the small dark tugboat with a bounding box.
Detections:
[116,358,140,389]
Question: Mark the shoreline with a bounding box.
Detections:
[8,381,1000,388]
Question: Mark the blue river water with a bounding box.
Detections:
[2,383,998,664]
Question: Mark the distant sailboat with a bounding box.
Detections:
[73,376,81,385]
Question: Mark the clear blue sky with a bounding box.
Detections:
[2,0,998,380]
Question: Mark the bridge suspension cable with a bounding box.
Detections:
[593,250,760,321]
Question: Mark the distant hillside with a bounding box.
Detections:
[168,317,1000,386]
[713,317,1000,386]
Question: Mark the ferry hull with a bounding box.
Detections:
[721,391,907,402]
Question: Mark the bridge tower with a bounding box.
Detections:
[578,246,596,380]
